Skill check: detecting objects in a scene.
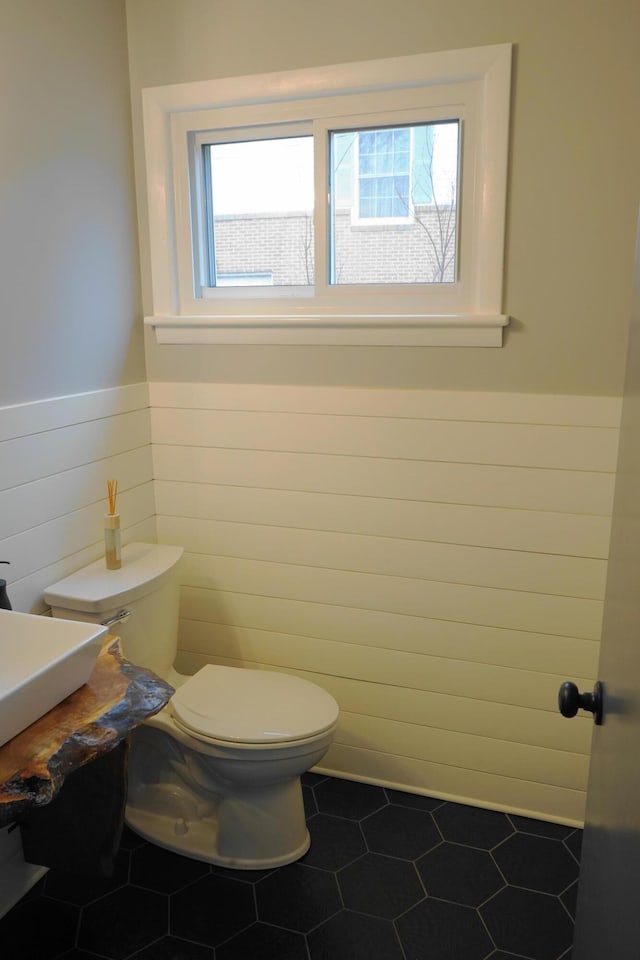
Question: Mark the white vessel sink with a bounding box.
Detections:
[0,610,108,749]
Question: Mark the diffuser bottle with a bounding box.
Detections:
[104,513,121,570]
[105,480,121,570]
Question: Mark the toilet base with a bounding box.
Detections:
[125,776,311,870]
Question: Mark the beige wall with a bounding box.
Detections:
[126,0,640,396]
[0,0,145,406]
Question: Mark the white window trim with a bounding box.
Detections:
[141,44,511,346]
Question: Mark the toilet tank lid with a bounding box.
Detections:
[44,542,184,614]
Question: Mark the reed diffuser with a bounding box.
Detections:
[104,479,121,570]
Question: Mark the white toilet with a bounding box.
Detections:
[44,542,339,869]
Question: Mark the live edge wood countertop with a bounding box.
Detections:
[0,638,174,827]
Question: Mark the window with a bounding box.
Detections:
[200,134,314,288]
[141,45,511,345]
[330,121,459,285]
[357,127,412,220]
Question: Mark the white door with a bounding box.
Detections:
[572,217,640,956]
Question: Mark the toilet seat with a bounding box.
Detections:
[170,664,339,745]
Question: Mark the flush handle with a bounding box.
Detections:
[101,609,132,629]
[558,680,603,725]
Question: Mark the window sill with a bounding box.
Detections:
[144,314,509,346]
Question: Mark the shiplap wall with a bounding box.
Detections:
[0,383,156,614]
[150,382,621,826]
[0,381,155,915]
[0,380,620,827]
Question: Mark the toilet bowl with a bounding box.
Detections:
[44,543,339,869]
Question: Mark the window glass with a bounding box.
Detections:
[204,136,314,287]
[358,127,411,218]
[330,121,459,285]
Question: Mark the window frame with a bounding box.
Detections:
[141,44,511,346]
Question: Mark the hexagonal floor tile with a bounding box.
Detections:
[0,896,80,959]
[170,874,255,947]
[361,804,440,859]
[302,813,366,870]
[492,833,578,894]
[302,772,329,787]
[396,897,493,960]
[338,852,425,918]
[433,803,513,849]
[314,777,387,820]
[45,847,130,905]
[131,935,214,959]
[303,783,318,819]
[508,815,574,840]
[216,921,308,959]
[561,880,579,919]
[385,789,445,812]
[78,886,167,959]
[564,829,583,863]
[58,952,111,959]
[0,779,582,960]
[488,954,530,960]
[209,863,275,883]
[481,886,574,960]
[308,909,405,960]
[130,842,210,893]
[256,862,341,932]
[118,824,148,851]
[416,841,504,906]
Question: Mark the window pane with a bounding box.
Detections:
[330,121,459,285]
[206,136,314,287]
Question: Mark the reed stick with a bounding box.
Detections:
[107,479,118,516]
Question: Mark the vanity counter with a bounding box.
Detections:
[0,638,173,827]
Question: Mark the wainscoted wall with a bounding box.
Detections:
[150,382,621,826]
[0,380,155,915]
[0,383,156,615]
[0,379,622,835]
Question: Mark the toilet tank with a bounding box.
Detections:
[44,543,184,679]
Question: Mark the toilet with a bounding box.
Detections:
[44,542,339,869]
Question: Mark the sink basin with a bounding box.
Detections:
[0,610,108,748]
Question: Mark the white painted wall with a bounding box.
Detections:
[0,382,155,914]
[0,0,146,909]
[0,384,156,614]
[151,381,620,824]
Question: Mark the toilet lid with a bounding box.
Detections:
[171,665,339,744]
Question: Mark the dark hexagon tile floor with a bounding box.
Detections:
[416,841,505,907]
[492,832,579,895]
[170,873,255,946]
[396,896,494,960]
[338,852,424,918]
[78,885,168,958]
[0,775,581,960]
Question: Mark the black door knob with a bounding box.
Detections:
[558,681,603,725]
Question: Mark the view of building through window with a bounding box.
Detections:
[331,121,459,284]
[204,120,458,289]
[356,127,413,219]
